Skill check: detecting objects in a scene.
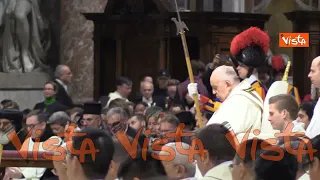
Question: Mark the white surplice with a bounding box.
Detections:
[207,81,264,141]
[306,98,320,139]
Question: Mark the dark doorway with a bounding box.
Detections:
[99,38,117,97]
[169,37,200,82]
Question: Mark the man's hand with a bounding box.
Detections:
[187,83,199,100]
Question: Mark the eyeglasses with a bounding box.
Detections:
[26,122,43,129]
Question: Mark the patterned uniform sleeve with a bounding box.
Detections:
[199,95,221,113]
[288,85,301,105]
[251,81,267,101]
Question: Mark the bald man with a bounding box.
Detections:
[207,66,264,140]
[135,81,166,109]
[306,56,320,138]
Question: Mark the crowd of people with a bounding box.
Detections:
[0,27,320,180]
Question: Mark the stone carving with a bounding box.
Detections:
[295,0,320,10]
[0,0,50,73]
[252,0,272,13]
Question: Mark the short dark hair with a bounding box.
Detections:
[195,124,235,164]
[1,99,12,106]
[26,110,48,123]
[134,102,148,109]
[116,77,132,87]
[170,104,184,112]
[254,148,298,180]
[131,114,146,122]
[118,150,167,180]
[191,60,201,76]
[299,101,316,120]
[269,94,299,120]
[71,127,114,179]
[2,100,19,110]
[145,106,163,122]
[108,98,131,116]
[159,113,180,128]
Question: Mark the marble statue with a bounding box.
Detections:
[0,0,50,73]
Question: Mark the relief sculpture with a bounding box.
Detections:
[0,0,51,73]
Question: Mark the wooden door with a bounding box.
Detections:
[169,37,200,82]
[123,36,160,100]
[99,38,117,97]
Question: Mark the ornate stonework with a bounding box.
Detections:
[61,0,108,104]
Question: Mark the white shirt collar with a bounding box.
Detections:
[142,96,153,106]
[246,73,259,85]
[55,79,68,92]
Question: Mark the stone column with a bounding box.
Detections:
[60,0,108,104]
[265,0,295,59]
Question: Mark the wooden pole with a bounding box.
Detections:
[172,0,203,128]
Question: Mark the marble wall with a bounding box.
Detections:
[60,0,108,104]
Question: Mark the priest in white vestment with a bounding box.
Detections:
[306,56,320,139]
[206,66,263,140]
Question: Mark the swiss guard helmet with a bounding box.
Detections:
[269,54,290,73]
[230,27,270,78]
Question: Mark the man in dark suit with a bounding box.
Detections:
[53,65,73,108]
[134,81,165,109]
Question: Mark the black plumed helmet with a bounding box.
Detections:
[230,27,270,68]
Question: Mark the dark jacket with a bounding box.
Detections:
[33,101,67,115]
[134,96,166,110]
[53,80,73,108]
[126,126,146,148]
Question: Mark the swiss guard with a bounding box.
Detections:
[230,27,269,101]
[188,27,271,115]
[269,54,301,104]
